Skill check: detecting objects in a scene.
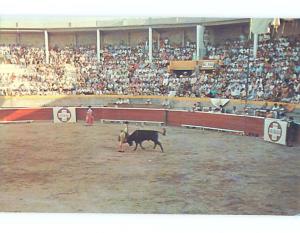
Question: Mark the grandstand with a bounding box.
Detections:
[0,16,299,214]
[0,17,300,107]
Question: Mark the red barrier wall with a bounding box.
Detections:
[167,110,264,136]
[0,108,53,121]
[0,107,296,141]
[76,107,166,122]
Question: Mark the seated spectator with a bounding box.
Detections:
[256,88,265,100]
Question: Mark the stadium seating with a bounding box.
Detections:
[0,36,299,104]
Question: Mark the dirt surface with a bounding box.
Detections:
[0,122,299,215]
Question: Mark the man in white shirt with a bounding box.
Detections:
[256,88,264,100]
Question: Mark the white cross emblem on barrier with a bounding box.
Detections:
[268,122,282,142]
[57,108,71,122]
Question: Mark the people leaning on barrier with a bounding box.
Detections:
[265,109,274,118]
[278,104,287,119]
[272,103,280,118]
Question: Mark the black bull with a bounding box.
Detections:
[126,128,166,152]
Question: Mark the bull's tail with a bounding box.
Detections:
[158,128,166,136]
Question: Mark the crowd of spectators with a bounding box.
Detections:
[0,36,299,103]
[206,37,300,103]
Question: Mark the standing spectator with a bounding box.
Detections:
[286,117,297,147]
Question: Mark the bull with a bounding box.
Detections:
[126,128,166,152]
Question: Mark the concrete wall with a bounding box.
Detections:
[209,23,249,45]
[155,27,196,46]
[185,27,196,43]
[20,32,44,47]
[45,28,196,48]
[49,32,76,48]
[0,32,18,45]
[279,20,300,37]
[102,30,129,46]
[129,30,148,46]
[1,25,243,48]
[0,16,248,29]
[0,32,44,47]
[159,28,184,45]
[76,31,97,47]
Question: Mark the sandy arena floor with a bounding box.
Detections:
[0,121,299,215]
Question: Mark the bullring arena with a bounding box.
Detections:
[0,101,299,215]
[0,16,300,215]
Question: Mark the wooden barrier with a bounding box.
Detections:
[0,107,268,137]
[181,124,244,135]
[0,120,34,124]
[167,110,264,137]
[1,107,299,143]
[101,119,164,126]
[0,108,53,121]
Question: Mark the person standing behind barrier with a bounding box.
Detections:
[118,122,129,152]
[278,104,286,119]
[286,117,297,147]
[265,109,273,118]
[85,105,94,126]
[232,106,237,114]
[272,103,280,118]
